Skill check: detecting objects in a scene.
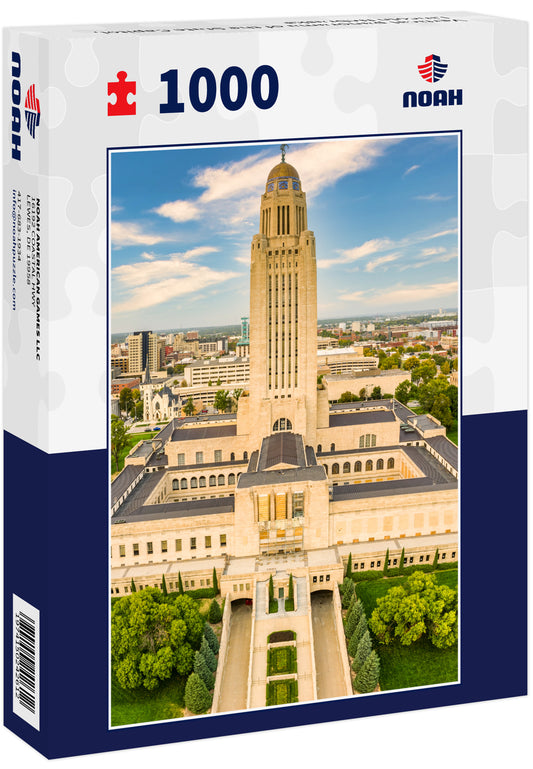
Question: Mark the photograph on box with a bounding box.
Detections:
[109,134,459,726]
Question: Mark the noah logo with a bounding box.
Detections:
[403,53,462,108]
[24,84,41,138]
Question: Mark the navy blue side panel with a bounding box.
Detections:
[3,411,527,759]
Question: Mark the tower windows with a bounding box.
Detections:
[273,418,292,432]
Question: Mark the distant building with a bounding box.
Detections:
[111,377,141,396]
[317,347,379,375]
[351,320,361,333]
[186,330,199,341]
[140,365,182,422]
[317,337,339,350]
[126,331,163,374]
[183,357,250,387]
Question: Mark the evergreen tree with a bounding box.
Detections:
[352,630,372,673]
[288,574,294,602]
[201,636,217,672]
[345,602,364,638]
[346,553,352,578]
[346,598,363,630]
[178,572,184,595]
[204,622,220,655]
[383,548,390,575]
[184,672,212,714]
[193,650,214,690]
[342,577,355,609]
[352,613,368,648]
[208,598,222,624]
[212,567,219,594]
[130,578,137,593]
[161,574,168,596]
[348,627,361,657]
[399,548,405,572]
[347,592,358,618]
[432,548,440,570]
[355,650,380,694]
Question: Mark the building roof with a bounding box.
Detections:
[331,477,457,502]
[113,470,162,516]
[237,465,327,489]
[426,435,459,470]
[112,495,235,523]
[267,161,299,181]
[257,432,306,471]
[111,464,144,507]
[329,410,396,428]
[170,424,237,442]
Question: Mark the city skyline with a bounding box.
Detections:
[111,134,459,333]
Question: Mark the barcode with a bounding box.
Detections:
[13,594,40,730]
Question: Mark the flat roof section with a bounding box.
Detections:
[329,410,396,427]
[112,495,235,523]
[426,435,459,470]
[171,424,237,442]
[238,465,327,489]
[111,464,144,507]
[331,477,457,501]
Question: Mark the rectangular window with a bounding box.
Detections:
[452,551,456,559]
[119,545,125,558]
[147,542,153,554]
[205,536,211,549]
[124,586,129,593]
[196,451,204,464]
[371,561,375,568]
[233,584,237,592]
[419,555,424,562]
[319,575,324,582]
[191,580,195,587]
[377,560,381,567]
[393,559,397,566]
[426,555,430,561]
[133,543,139,556]
[409,556,413,564]
[360,563,365,570]
[312,576,317,583]
[442,552,446,559]
[161,540,168,553]
[353,563,359,570]
[326,575,330,582]
[200,579,204,587]
[214,450,222,462]
[292,491,304,517]
[220,534,227,547]
[275,492,287,520]
[175,539,182,552]
[185,581,189,589]
[190,537,197,550]
[258,493,270,521]
[178,453,185,466]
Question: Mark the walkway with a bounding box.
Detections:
[216,603,252,713]
[311,591,347,700]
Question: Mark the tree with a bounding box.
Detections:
[403,356,419,371]
[345,601,364,639]
[184,672,212,714]
[213,389,230,413]
[352,613,368,648]
[233,388,243,402]
[342,577,355,609]
[432,548,440,569]
[288,574,294,603]
[369,571,458,649]
[130,578,137,593]
[200,636,217,672]
[440,359,451,375]
[348,623,364,657]
[111,589,204,690]
[354,650,380,693]
[204,623,220,655]
[178,572,184,594]
[208,599,222,624]
[432,393,453,428]
[383,548,389,575]
[183,397,195,416]
[161,574,168,596]
[269,574,274,602]
[346,553,352,578]
[352,630,372,673]
[212,567,219,595]
[394,380,411,405]
[193,650,214,690]
[181,380,188,388]
[446,384,458,420]
[339,391,357,403]
[399,547,405,571]
[130,401,144,420]
[111,418,128,473]
[370,386,382,400]
[119,387,133,412]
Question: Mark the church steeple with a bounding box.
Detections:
[246,147,318,443]
[143,362,152,384]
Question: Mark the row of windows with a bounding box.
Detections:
[177,451,248,465]
[171,473,241,490]
[112,576,214,595]
[317,435,378,453]
[117,534,227,558]
[312,574,331,583]
[325,457,395,475]
[351,551,456,570]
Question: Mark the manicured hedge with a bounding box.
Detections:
[266,678,298,706]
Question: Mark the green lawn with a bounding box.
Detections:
[111,431,156,475]
[111,672,185,726]
[355,570,458,691]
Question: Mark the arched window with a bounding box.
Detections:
[330,443,335,452]
[354,461,362,473]
[317,444,322,453]
[332,463,339,475]
[376,459,384,470]
[343,462,350,473]
[228,473,235,485]
[190,477,198,488]
[180,478,188,489]
[154,402,160,411]
[218,474,225,486]
[230,452,235,461]
[387,457,395,469]
[172,479,179,490]
[365,460,373,472]
[273,418,292,432]
[243,451,248,461]
[237,472,242,480]
[209,475,216,487]
[199,476,206,487]
[323,464,328,475]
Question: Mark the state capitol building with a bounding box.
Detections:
[110,150,458,654]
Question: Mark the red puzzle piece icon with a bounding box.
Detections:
[107,71,136,116]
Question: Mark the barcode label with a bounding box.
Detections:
[13,594,40,730]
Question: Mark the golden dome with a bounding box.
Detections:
[267,161,300,181]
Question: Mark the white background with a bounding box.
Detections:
[1,1,531,767]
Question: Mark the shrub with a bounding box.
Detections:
[352,570,383,583]
[266,678,298,706]
[354,650,380,694]
[185,672,212,714]
[184,587,216,600]
[207,599,222,624]
[436,561,458,571]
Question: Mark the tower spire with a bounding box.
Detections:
[280,143,289,162]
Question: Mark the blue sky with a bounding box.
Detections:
[111,135,458,333]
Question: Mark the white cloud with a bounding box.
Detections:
[403,164,420,176]
[415,193,453,202]
[340,280,458,308]
[111,221,167,247]
[112,246,239,314]
[318,238,394,269]
[153,199,201,222]
[365,253,401,273]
